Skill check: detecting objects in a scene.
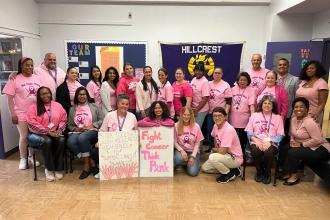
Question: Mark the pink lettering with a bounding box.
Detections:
[149,161,169,172]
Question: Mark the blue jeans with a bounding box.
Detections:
[195,111,208,128]
[67,130,98,157]
[174,149,200,177]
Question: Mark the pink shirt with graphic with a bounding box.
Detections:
[67,80,82,105]
[191,76,210,113]
[99,110,137,132]
[86,80,102,107]
[158,81,175,117]
[245,112,284,143]
[212,121,243,165]
[230,85,255,128]
[208,80,232,113]
[3,74,41,122]
[172,81,193,115]
[174,122,204,156]
[257,86,276,103]
[246,67,269,93]
[74,104,93,128]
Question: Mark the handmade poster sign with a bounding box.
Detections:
[139,127,174,177]
[98,130,139,180]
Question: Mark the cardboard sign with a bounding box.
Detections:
[98,130,139,180]
[139,127,174,177]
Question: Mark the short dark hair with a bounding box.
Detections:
[292,97,310,112]
[73,87,92,105]
[277,58,289,65]
[36,86,52,116]
[257,95,278,114]
[299,60,326,80]
[236,72,251,86]
[212,107,227,116]
[194,61,205,72]
[149,101,170,120]
[103,66,119,87]
[116,94,130,104]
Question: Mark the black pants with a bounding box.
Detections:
[235,128,247,152]
[251,144,277,176]
[41,135,65,171]
[284,146,329,173]
[90,147,99,165]
[278,118,291,168]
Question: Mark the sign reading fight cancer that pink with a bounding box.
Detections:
[139,127,174,177]
[98,130,139,180]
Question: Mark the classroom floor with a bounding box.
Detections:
[1,152,330,220]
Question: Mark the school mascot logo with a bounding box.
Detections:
[187,54,215,77]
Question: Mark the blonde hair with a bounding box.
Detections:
[177,106,195,135]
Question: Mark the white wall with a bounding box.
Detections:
[0,0,41,62]
[312,8,330,39]
[39,4,269,72]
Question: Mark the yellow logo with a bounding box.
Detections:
[187,54,215,77]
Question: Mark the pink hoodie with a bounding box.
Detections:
[137,117,175,127]
[117,73,139,110]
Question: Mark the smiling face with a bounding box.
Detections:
[175,69,184,82]
[117,98,129,114]
[44,53,57,70]
[158,70,167,84]
[293,101,308,119]
[213,68,223,81]
[92,67,101,81]
[22,59,33,76]
[194,69,203,79]
[262,99,273,113]
[154,103,163,117]
[108,69,117,82]
[182,109,191,124]
[143,67,152,81]
[213,111,226,127]
[77,89,88,104]
[124,64,134,77]
[265,71,277,87]
[40,88,52,104]
[277,59,289,76]
[306,63,317,79]
[67,68,78,82]
[251,54,262,69]
[238,75,248,88]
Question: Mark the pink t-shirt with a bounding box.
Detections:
[172,81,193,115]
[158,81,175,117]
[257,86,276,103]
[245,112,284,143]
[296,78,329,117]
[211,121,243,165]
[74,104,93,127]
[86,80,102,107]
[191,76,210,113]
[174,122,204,153]
[99,110,137,132]
[246,67,269,94]
[208,80,232,113]
[109,86,117,110]
[3,74,41,121]
[230,85,255,128]
[67,80,82,105]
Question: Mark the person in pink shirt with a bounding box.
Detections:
[100,66,119,116]
[246,54,269,94]
[157,68,175,118]
[174,106,204,176]
[56,67,82,114]
[230,72,256,153]
[282,97,330,185]
[245,95,284,184]
[3,57,41,170]
[296,60,329,123]
[191,61,210,128]
[172,67,193,119]
[26,87,67,181]
[256,71,288,120]
[138,101,174,128]
[202,107,243,183]
[86,65,102,107]
[205,67,232,150]
[117,63,139,114]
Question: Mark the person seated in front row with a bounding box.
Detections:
[201,107,243,183]
[66,87,104,180]
[245,95,284,184]
[26,86,67,181]
[282,97,330,185]
[174,106,204,177]
[137,101,174,128]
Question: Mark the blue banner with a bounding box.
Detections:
[160,43,243,86]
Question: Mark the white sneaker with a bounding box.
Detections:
[94,172,100,179]
[45,169,55,182]
[55,172,63,180]
[28,157,40,167]
[18,158,27,170]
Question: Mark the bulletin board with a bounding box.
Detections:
[65,40,148,85]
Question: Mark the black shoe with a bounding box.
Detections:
[232,168,241,177]
[216,171,236,184]
[283,178,300,186]
[254,173,263,182]
[262,175,271,184]
[90,167,99,176]
[79,170,91,179]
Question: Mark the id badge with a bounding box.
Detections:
[48,123,55,129]
[264,137,271,142]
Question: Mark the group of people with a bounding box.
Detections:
[3,52,330,185]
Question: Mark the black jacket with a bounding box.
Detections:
[56,81,71,114]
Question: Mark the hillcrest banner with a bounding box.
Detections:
[160,42,244,85]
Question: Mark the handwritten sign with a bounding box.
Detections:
[98,130,139,180]
[139,127,174,177]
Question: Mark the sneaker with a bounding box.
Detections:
[94,172,100,179]
[262,175,271,184]
[28,157,40,167]
[55,172,63,180]
[254,173,263,183]
[216,171,236,184]
[18,158,27,170]
[90,167,99,176]
[45,169,55,182]
[233,168,241,177]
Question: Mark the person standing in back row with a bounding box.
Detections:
[246,54,269,94]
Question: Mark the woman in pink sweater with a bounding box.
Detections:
[137,101,174,128]
[282,97,330,185]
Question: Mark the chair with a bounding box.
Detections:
[64,147,74,173]
[26,142,42,181]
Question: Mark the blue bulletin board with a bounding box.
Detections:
[65,40,148,85]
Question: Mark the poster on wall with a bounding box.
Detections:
[98,130,139,180]
[139,127,174,177]
[65,40,147,85]
[160,42,244,85]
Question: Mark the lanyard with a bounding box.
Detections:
[117,112,127,131]
[234,87,246,109]
[262,112,272,134]
[45,103,52,123]
[147,83,153,99]
[48,68,58,86]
